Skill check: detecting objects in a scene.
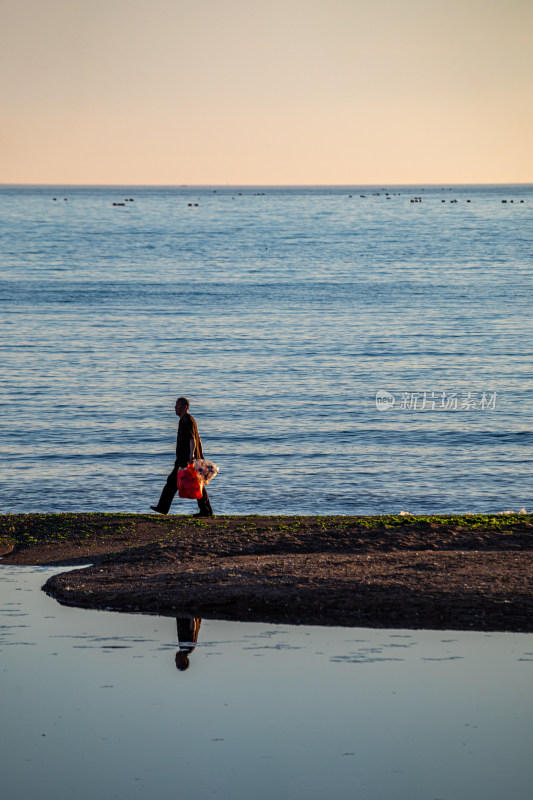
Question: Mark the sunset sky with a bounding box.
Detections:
[1,0,532,185]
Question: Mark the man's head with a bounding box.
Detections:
[175,397,190,417]
[175,651,191,671]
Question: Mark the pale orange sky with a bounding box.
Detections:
[1,0,532,185]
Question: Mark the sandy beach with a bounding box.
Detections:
[1,513,532,632]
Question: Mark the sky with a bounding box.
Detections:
[1,0,532,185]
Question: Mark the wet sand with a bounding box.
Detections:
[1,513,532,631]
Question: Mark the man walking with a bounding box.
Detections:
[151,397,214,517]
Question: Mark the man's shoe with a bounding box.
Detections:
[192,512,214,518]
[150,506,167,515]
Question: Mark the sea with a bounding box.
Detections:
[2,564,533,800]
[2,187,533,799]
[0,184,531,516]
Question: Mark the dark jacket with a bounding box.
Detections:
[175,412,204,467]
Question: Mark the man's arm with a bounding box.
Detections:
[189,437,195,462]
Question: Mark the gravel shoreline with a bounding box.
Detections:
[2,513,532,631]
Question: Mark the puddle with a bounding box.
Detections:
[1,564,533,800]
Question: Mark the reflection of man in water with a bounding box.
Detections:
[176,617,202,671]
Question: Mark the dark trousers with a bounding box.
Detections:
[156,465,213,515]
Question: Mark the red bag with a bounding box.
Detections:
[177,463,204,499]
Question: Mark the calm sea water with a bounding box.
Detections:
[1,565,532,800]
[0,184,531,515]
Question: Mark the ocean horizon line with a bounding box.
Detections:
[2,181,532,190]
